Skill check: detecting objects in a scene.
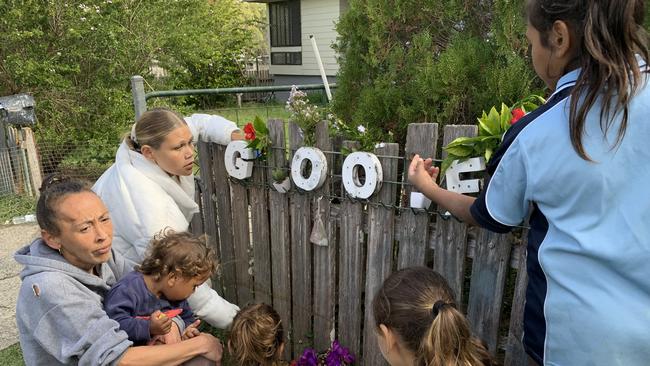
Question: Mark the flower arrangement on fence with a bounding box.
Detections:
[287,86,324,146]
[291,340,355,366]
[329,116,392,154]
[243,115,291,191]
[243,115,270,159]
[439,94,546,176]
[287,85,393,153]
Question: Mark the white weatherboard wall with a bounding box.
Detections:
[271,0,341,76]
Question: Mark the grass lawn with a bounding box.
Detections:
[0,343,24,365]
[204,103,291,127]
[0,194,36,224]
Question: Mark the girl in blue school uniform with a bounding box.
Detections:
[409,0,650,365]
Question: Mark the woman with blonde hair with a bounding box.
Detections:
[93,108,243,329]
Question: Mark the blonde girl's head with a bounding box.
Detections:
[228,303,285,366]
[372,267,494,366]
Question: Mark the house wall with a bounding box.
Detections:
[270,0,341,77]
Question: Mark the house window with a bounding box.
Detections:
[271,52,302,65]
[269,0,301,48]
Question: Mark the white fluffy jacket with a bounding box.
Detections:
[92,113,240,328]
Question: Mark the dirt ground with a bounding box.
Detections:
[0,223,40,350]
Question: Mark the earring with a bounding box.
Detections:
[58,247,63,255]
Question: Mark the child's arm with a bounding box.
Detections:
[408,155,478,225]
[104,285,154,344]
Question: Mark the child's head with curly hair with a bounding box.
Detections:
[228,303,286,366]
[137,229,217,301]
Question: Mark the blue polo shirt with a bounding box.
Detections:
[470,61,650,365]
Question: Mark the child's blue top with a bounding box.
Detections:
[104,271,195,345]
[470,58,650,365]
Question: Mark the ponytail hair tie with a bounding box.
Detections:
[130,123,141,151]
[431,300,455,318]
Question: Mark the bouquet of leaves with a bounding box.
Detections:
[439,94,546,177]
[291,340,355,366]
[243,115,270,160]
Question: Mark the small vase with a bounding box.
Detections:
[272,177,291,193]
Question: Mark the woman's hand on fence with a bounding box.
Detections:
[408,154,440,193]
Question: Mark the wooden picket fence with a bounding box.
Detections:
[192,119,529,366]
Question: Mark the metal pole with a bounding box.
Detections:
[309,35,333,102]
[131,75,147,120]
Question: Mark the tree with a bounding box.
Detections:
[0,0,264,173]
[332,0,543,144]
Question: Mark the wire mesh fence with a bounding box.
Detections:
[0,96,328,224]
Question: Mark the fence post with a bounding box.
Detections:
[313,120,336,351]
[22,127,42,197]
[433,125,478,304]
[363,142,399,366]
[267,119,293,359]
[338,141,364,359]
[289,122,312,355]
[131,75,147,120]
[397,123,438,269]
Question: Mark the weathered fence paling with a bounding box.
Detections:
[313,121,337,351]
[289,122,313,354]
[211,144,238,302]
[397,123,438,270]
[433,125,478,305]
[337,141,364,360]
[250,159,272,305]
[362,142,399,366]
[266,119,293,359]
[197,122,528,364]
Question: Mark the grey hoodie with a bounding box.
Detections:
[14,239,134,365]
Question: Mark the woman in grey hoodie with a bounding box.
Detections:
[14,175,222,366]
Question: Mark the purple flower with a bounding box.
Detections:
[325,340,355,365]
[297,348,319,366]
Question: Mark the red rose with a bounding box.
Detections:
[243,122,256,140]
[510,108,525,125]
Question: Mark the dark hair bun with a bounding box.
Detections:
[39,173,74,193]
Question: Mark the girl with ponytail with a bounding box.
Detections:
[409,0,650,364]
[372,267,494,366]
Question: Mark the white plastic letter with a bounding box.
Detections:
[342,152,383,199]
[291,147,328,191]
[445,157,486,193]
[224,140,255,180]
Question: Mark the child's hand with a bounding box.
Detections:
[408,154,440,192]
[182,319,202,340]
[149,310,173,336]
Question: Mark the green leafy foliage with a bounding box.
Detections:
[332,0,544,145]
[439,95,545,176]
[0,0,264,173]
